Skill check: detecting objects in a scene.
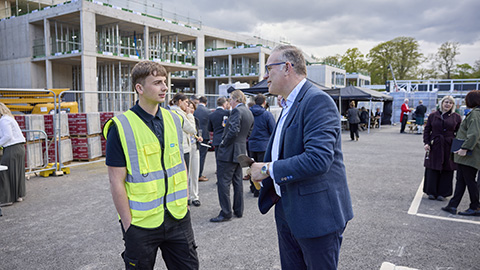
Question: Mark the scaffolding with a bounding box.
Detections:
[97,24,144,58]
[232,56,259,76]
[97,62,134,112]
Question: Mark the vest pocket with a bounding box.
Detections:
[143,143,161,170]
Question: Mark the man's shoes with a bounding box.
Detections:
[210,215,231,222]
[16,197,23,202]
[243,175,251,180]
[199,176,209,182]
[436,196,445,201]
[428,195,436,200]
[458,208,480,216]
[441,206,457,215]
[192,200,201,207]
[234,213,242,218]
[188,200,192,206]
[253,190,259,197]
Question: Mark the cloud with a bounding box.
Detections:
[160,0,480,64]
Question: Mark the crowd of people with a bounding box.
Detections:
[417,92,480,216]
[2,45,478,269]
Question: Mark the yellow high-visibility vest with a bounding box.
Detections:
[103,108,188,228]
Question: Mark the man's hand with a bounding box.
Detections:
[455,149,468,156]
[251,162,269,182]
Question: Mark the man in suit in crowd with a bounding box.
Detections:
[194,96,211,182]
[210,90,254,222]
[208,97,230,158]
[250,45,353,269]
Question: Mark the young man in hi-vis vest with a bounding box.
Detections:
[104,61,199,270]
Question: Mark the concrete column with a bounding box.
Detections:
[44,18,53,89]
[144,25,149,59]
[228,54,232,84]
[80,10,98,112]
[259,51,266,81]
[195,35,205,95]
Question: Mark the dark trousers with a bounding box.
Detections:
[349,123,359,140]
[121,211,199,270]
[423,168,454,197]
[216,160,243,218]
[198,146,208,177]
[447,164,479,210]
[0,143,26,204]
[400,114,408,133]
[274,199,344,270]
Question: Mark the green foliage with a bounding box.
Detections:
[340,48,368,73]
[366,37,423,84]
[435,41,460,79]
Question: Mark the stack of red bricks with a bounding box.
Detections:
[14,115,45,169]
[43,114,73,164]
[68,113,102,161]
[99,112,114,156]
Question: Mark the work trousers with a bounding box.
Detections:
[274,199,344,270]
[447,164,479,210]
[121,211,199,270]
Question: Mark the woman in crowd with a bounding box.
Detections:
[423,96,462,201]
[186,99,202,207]
[346,101,361,141]
[0,102,26,206]
[442,90,480,216]
[169,93,197,182]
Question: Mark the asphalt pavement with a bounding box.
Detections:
[1,125,479,270]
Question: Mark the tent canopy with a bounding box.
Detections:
[325,85,392,101]
[227,78,329,94]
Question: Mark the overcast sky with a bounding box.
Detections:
[160,0,480,67]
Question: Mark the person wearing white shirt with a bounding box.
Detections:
[0,102,26,206]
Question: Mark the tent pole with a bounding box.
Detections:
[368,99,372,134]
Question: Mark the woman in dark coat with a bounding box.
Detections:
[423,95,462,200]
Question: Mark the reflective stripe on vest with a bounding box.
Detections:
[105,108,188,228]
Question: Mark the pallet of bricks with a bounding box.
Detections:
[99,111,124,156]
[14,115,45,170]
[44,113,73,165]
[68,113,102,161]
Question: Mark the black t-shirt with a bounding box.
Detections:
[105,103,165,167]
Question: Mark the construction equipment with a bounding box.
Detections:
[0,88,78,114]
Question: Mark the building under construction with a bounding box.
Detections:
[0,0,282,112]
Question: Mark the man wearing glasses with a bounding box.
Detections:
[251,45,353,270]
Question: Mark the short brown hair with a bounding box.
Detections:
[465,90,480,108]
[254,94,266,106]
[131,61,167,91]
[217,97,227,107]
[271,45,307,76]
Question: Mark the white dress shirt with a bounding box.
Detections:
[0,115,26,147]
[269,78,306,196]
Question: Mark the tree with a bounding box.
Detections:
[453,63,473,78]
[340,48,368,73]
[321,54,342,66]
[435,41,460,79]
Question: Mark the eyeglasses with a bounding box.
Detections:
[265,62,294,75]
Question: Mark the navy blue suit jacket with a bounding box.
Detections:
[258,80,353,239]
[208,108,230,146]
[194,104,211,141]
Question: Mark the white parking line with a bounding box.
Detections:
[408,178,480,225]
[380,262,419,270]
